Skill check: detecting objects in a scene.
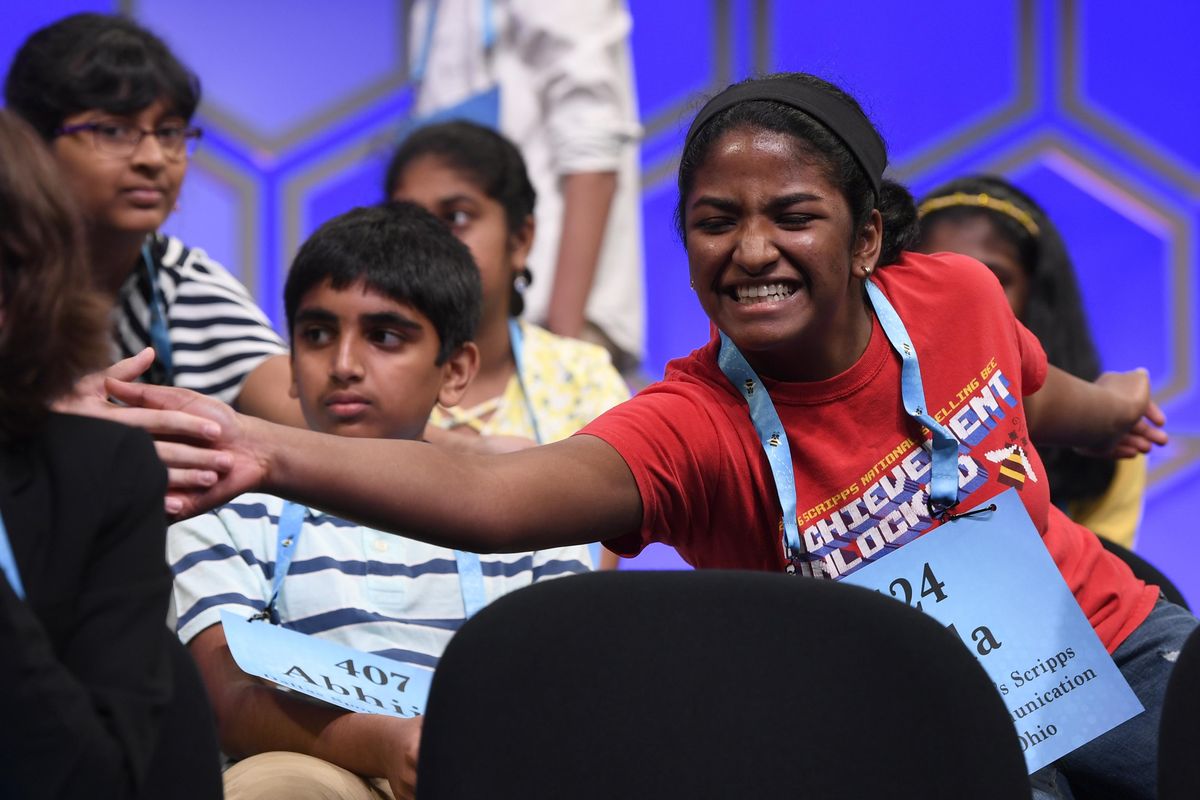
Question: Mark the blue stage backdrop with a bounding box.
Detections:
[5,1,1199,595]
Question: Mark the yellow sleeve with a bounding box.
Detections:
[520,323,630,443]
[1068,454,1147,549]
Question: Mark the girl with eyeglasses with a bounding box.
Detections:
[4,13,297,424]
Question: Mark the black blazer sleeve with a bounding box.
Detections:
[0,416,172,799]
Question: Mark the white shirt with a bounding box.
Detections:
[411,0,645,359]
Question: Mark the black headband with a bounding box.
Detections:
[684,78,887,196]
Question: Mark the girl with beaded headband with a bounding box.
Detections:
[108,73,1186,798]
[916,175,1143,550]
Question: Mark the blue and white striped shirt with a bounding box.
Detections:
[169,493,592,668]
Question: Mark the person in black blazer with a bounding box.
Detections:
[0,109,220,799]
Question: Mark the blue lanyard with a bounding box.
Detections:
[0,511,24,599]
[411,0,496,83]
[140,241,174,382]
[265,501,490,622]
[262,501,307,622]
[863,281,961,515]
[716,278,961,574]
[507,318,544,445]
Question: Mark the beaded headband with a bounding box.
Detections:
[917,192,1041,238]
[684,78,887,196]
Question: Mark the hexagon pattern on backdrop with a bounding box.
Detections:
[134,0,408,153]
[4,1,1199,594]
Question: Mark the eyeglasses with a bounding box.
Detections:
[54,121,203,161]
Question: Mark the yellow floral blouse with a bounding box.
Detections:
[430,321,630,444]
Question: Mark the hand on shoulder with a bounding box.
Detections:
[55,349,157,419]
[104,376,262,520]
[55,349,219,437]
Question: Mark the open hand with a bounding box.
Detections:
[54,349,219,440]
[54,348,155,416]
[54,350,239,514]
[105,377,265,519]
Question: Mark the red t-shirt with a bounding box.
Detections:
[583,251,1157,651]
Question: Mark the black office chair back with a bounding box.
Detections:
[1159,623,1200,799]
[417,570,1030,799]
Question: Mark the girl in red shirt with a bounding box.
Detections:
[114,73,1190,799]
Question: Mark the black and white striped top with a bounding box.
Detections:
[114,234,287,404]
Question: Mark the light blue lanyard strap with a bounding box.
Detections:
[507,318,544,445]
[454,551,488,618]
[411,0,495,83]
[716,279,962,574]
[716,332,803,570]
[864,281,960,514]
[269,502,490,622]
[410,0,439,83]
[0,512,25,599]
[263,500,308,621]
[480,0,496,48]
[140,241,174,382]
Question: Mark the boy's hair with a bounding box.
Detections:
[284,202,482,364]
[4,13,201,140]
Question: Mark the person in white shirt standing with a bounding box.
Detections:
[409,0,645,371]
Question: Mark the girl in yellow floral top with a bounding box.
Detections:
[387,122,630,567]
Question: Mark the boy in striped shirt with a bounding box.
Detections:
[169,202,592,800]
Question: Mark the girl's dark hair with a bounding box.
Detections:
[284,202,482,365]
[917,174,1113,504]
[675,73,918,266]
[0,110,110,440]
[384,121,537,316]
[4,13,201,140]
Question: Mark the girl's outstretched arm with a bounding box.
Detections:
[107,378,643,553]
